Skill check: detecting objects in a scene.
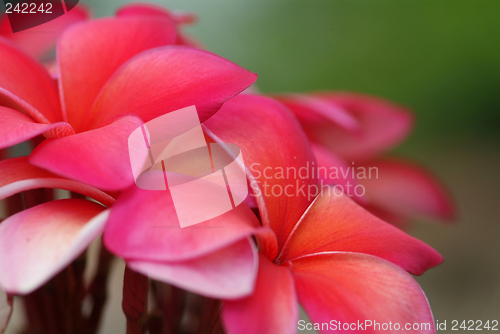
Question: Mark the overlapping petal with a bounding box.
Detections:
[0,38,61,123]
[0,157,115,207]
[129,238,257,299]
[116,3,199,46]
[280,93,414,161]
[104,185,261,262]
[0,106,74,149]
[362,203,408,229]
[0,199,108,294]
[312,144,366,203]
[222,254,298,334]
[116,3,196,24]
[0,5,88,59]
[57,16,177,129]
[84,46,257,130]
[292,253,435,334]
[358,158,456,221]
[275,93,360,132]
[116,3,173,18]
[277,187,442,275]
[204,94,317,250]
[29,115,143,191]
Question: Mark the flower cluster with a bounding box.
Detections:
[0,3,454,334]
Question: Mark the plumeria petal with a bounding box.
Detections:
[362,203,409,229]
[284,93,414,161]
[0,157,115,207]
[292,252,435,334]
[274,93,360,132]
[29,115,143,191]
[116,3,188,23]
[128,238,257,299]
[57,16,177,130]
[116,3,200,47]
[0,106,74,149]
[312,144,366,203]
[0,38,61,123]
[277,187,442,275]
[204,94,317,250]
[0,5,88,59]
[222,254,298,334]
[358,158,456,221]
[254,227,279,262]
[0,199,108,294]
[0,289,12,334]
[84,46,257,130]
[104,185,261,262]
[116,3,172,17]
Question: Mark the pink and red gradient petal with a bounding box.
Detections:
[293,253,435,334]
[0,199,108,294]
[204,94,317,249]
[222,254,298,334]
[56,16,177,129]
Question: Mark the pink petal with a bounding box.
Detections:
[284,93,414,161]
[57,16,177,130]
[29,115,143,191]
[204,94,317,250]
[274,93,360,132]
[128,238,257,299]
[0,289,12,333]
[84,46,257,130]
[292,253,435,334]
[358,158,456,221]
[116,3,179,20]
[312,144,366,203]
[0,5,88,59]
[0,106,74,149]
[116,4,200,47]
[104,185,262,262]
[362,203,410,229]
[0,199,108,294]
[277,187,442,275]
[116,4,197,25]
[0,39,62,123]
[254,227,279,263]
[222,254,298,334]
[0,157,115,207]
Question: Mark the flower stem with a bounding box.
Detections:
[122,267,149,334]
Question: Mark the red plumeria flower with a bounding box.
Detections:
[275,93,456,227]
[0,4,449,333]
[0,6,256,296]
[107,94,443,333]
[207,95,442,334]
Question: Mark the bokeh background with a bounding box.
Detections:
[7,0,500,333]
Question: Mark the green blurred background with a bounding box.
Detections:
[83,0,500,333]
[83,0,500,142]
[9,1,499,333]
